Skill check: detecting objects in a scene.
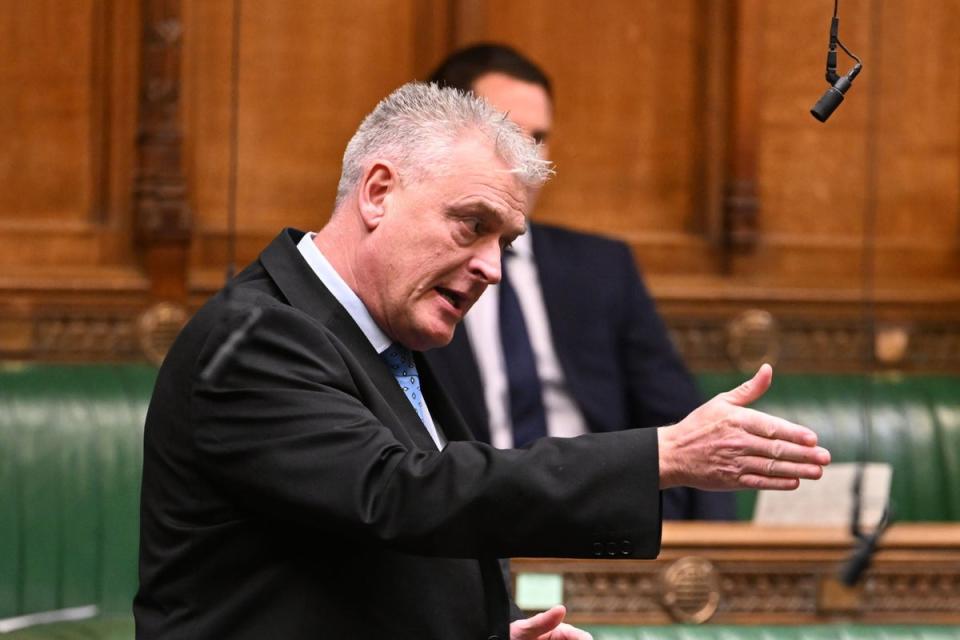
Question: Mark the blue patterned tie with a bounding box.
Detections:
[380,343,425,422]
[499,253,548,447]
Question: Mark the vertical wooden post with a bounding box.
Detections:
[133,0,190,303]
[722,0,763,264]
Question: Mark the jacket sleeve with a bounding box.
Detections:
[190,301,663,560]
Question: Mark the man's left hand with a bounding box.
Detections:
[509,605,593,640]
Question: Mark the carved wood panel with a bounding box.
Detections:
[0,0,958,366]
[0,0,141,279]
[513,523,960,625]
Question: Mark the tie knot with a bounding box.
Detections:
[381,343,417,377]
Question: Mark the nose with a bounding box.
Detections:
[468,241,502,285]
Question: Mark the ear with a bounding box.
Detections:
[357,160,399,231]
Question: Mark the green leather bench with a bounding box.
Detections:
[582,626,960,639]
[1,364,958,636]
[0,365,153,637]
[698,372,960,522]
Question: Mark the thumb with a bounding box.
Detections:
[722,363,773,407]
[511,605,567,639]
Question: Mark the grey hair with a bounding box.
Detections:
[334,82,553,208]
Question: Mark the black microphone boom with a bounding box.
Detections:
[839,503,891,587]
[200,305,262,384]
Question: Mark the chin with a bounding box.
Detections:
[404,322,456,352]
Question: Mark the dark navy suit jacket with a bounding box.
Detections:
[426,222,736,520]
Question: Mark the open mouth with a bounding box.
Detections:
[435,287,464,311]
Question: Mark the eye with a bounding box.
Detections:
[453,217,484,245]
[462,217,483,235]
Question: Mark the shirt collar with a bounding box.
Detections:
[296,232,393,354]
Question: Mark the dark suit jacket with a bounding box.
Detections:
[426,222,735,520]
[135,229,663,640]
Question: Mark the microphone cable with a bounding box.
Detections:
[201,0,262,384]
[836,0,891,587]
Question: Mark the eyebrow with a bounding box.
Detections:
[445,201,501,219]
[446,202,526,236]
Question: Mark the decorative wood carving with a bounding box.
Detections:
[666,312,960,373]
[134,0,190,302]
[0,309,143,361]
[513,523,960,626]
[137,302,189,366]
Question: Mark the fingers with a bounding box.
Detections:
[721,363,773,407]
[738,474,802,491]
[739,410,822,449]
[510,605,567,640]
[739,428,831,466]
[548,622,595,640]
[737,456,825,481]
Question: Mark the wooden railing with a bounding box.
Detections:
[512,522,960,626]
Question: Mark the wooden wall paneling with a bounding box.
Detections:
[449,0,713,277]
[0,0,149,361]
[440,0,960,373]
[0,1,98,227]
[745,0,867,287]
[0,0,142,280]
[183,0,434,299]
[871,0,960,285]
[747,0,960,290]
[412,0,455,80]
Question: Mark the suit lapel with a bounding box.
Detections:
[417,352,474,442]
[259,228,441,451]
[423,325,490,442]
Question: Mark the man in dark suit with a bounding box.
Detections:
[135,83,829,639]
[425,44,735,520]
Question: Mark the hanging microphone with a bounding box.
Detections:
[811,0,863,123]
[811,63,862,123]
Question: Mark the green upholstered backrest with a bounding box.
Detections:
[0,364,156,620]
[2,622,959,640]
[581,625,960,639]
[1,365,958,624]
[698,373,960,522]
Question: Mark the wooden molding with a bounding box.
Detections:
[513,523,960,625]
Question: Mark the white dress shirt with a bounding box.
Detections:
[463,228,589,448]
[297,232,446,450]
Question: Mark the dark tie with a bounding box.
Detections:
[380,343,425,422]
[498,254,548,447]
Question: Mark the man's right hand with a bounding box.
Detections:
[657,364,830,491]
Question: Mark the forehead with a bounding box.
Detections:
[436,134,527,217]
[471,72,552,134]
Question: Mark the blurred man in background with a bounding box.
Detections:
[426,44,736,519]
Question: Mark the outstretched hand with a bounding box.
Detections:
[510,605,593,640]
[658,364,831,491]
